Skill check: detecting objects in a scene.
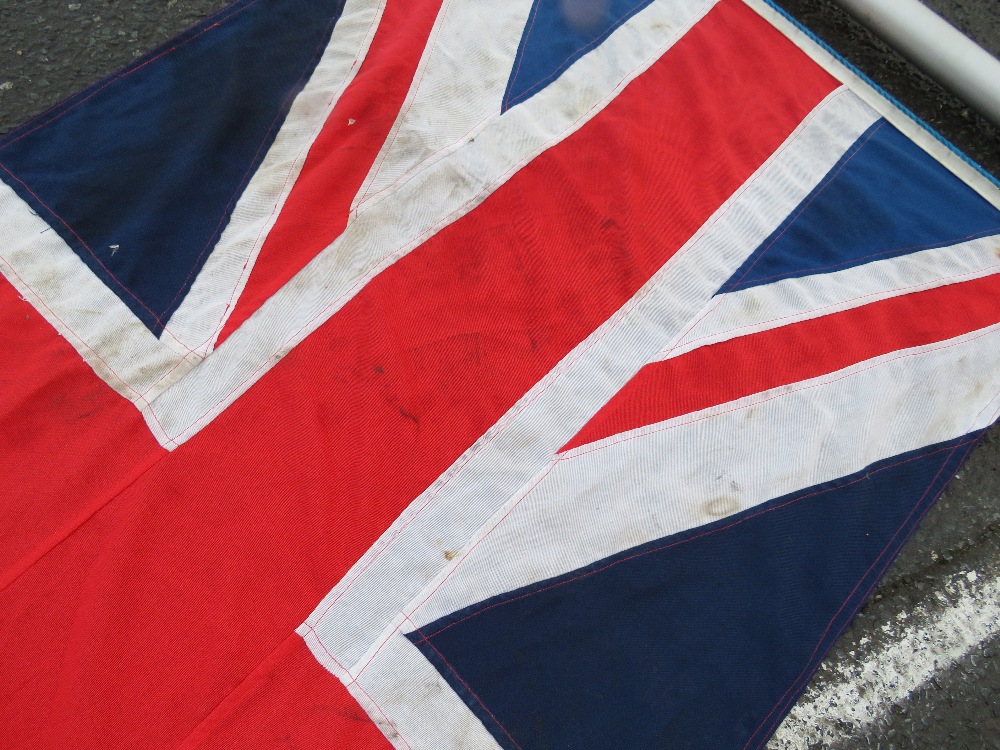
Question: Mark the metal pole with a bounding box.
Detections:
[832,0,1000,127]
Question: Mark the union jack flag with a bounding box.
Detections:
[1,0,998,747]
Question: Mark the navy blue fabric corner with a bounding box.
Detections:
[718,119,1000,295]
[0,0,346,335]
[758,0,1000,194]
[407,431,984,750]
[502,0,655,112]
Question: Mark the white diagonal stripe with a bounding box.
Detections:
[162,0,387,353]
[141,0,725,447]
[742,0,1000,214]
[349,0,535,211]
[661,234,1000,361]
[298,89,878,671]
[0,0,387,399]
[408,324,1000,629]
[0,181,196,403]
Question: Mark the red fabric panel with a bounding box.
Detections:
[563,271,1000,452]
[0,4,835,748]
[0,276,165,591]
[180,634,394,750]
[216,0,446,345]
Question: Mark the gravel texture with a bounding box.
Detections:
[763,4,1000,748]
[0,0,228,135]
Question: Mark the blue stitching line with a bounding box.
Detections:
[758,0,1000,192]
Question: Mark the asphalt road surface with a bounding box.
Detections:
[1,1,998,748]
[765,4,1000,749]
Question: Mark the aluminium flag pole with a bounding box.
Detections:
[832,0,1000,127]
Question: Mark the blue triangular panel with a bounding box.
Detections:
[408,431,983,750]
[502,0,655,112]
[0,0,346,335]
[718,120,1000,295]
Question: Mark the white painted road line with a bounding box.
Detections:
[769,568,1000,749]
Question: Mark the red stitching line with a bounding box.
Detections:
[352,620,406,680]
[353,0,454,207]
[307,323,585,626]
[398,427,994,750]
[165,26,843,447]
[313,96,986,744]
[201,0,384,346]
[353,681,416,750]
[137,348,200,400]
[553,112,953,452]
[674,261,1000,352]
[175,6,384,352]
[302,90,845,627]
[0,256,147,403]
[302,622,417,750]
[751,494,932,748]
[204,95,361,343]
[0,87,841,622]
[536,90,856,446]
[564,321,1000,460]
[0,160,200,354]
[405,395,998,692]
[233,78,992,747]
[722,120,884,293]
[411,440,974,641]
[404,461,558,621]
[160,5,347,316]
[302,623,351,674]
[505,0,712,110]
[358,0,712,211]
[1,263,199,442]
[402,404,995,743]
[721,227,1000,290]
[740,412,997,749]
[354,118,494,211]
[7,15,839,423]
[0,250,186,443]
[1,0,343,353]
[168,114,619,430]
[0,0,261,150]
[744,476,953,746]
[308,181,701,623]
[501,0,543,113]
[404,614,524,750]
[564,118,996,454]
[751,428,993,748]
